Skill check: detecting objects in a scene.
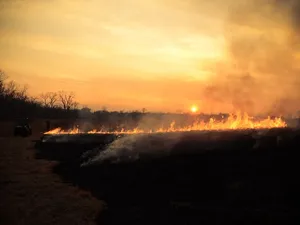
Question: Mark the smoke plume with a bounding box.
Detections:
[202,0,300,116]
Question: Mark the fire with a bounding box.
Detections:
[44,112,287,135]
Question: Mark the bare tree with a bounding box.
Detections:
[28,96,38,104]
[0,70,8,87]
[0,71,29,102]
[40,92,58,108]
[5,80,18,98]
[0,70,8,94]
[15,84,29,101]
[72,101,79,110]
[58,91,78,110]
[48,92,58,108]
[40,93,50,107]
[0,70,7,80]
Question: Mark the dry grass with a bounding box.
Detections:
[0,122,103,225]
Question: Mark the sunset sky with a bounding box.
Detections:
[0,0,299,114]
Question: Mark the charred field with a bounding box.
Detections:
[35,128,300,225]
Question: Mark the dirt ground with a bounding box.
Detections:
[0,123,103,225]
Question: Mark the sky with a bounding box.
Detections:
[1,0,300,114]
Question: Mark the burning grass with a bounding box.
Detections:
[44,112,287,135]
[37,125,300,225]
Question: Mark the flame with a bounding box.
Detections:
[44,112,287,135]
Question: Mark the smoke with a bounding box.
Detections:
[77,107,95,131]
[202,0,300,116]
[274,0,300,30]
[81,132,182,166]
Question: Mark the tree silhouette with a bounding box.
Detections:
[102,106,108,112]
[15,84,29,101]
[5,80,18,98]
[0,70,8,96]
[58,91,78,110]
[40,92,58,108]
[40,93,49,107]
[0,69,82,120]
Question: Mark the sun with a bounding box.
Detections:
[190,105,198,113]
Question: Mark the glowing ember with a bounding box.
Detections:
[44,113,287,135]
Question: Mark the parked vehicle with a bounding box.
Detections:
[14,118,32,137]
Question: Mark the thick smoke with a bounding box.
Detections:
[202,0,300,116]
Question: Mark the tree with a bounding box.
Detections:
[15,84,29,101]
[48,92,58,108]
[40,93,49,107]
[79,107,92,118]
[58,91,78,110]
[40,92,58,108]
[81,106,92,113]
[0,70,8,96]
[28,96,38,104]
[0,70,7,81]
[4,80,18,98]
[102,106,108,112]
[0,71,29,101]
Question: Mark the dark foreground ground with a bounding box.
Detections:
[0,123,102,225]
[35,128,300,225]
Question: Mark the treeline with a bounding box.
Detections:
[0,70,159,123]
[0,70,78,120]
[0,70,229,128]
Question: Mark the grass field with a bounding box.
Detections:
[2,121,300,225]
[37,128,300,225]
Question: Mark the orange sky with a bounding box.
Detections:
[0,0,299,114]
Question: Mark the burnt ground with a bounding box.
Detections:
[36,129,300,225]
[2,124,300,225]
[0,124,102,225]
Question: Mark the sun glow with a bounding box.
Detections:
[190,105,198,113]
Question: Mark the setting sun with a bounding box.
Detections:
[190,105,198,113]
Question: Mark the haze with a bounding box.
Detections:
[1,0,300,115]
